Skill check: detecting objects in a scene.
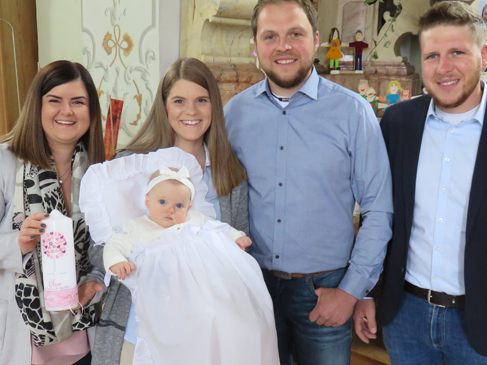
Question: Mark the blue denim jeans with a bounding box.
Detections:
[383,292,487,365]
[262,268,351,365]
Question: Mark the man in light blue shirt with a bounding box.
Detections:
[354,2,487,363]
[224,1,392,364]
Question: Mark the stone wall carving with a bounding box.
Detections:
[82,0,159,147]
[81,0,179,149]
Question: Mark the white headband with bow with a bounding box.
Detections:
[145,166,195,202]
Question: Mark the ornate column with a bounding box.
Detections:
[180,0,263,104]
[181,0,255,62]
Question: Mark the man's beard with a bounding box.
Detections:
[428,72,480,110]
[263,62,313,90]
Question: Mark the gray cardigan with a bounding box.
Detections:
[90,180,249,365]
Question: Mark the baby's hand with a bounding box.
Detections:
[110,261,135,280]
[235,236,252,250]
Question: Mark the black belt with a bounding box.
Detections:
[265,269,334,280]
[405,281,465,309]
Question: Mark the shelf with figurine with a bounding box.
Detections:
[318,26,421,118]
[320,28,369,74]
[358,79,412,115]
[319,68,420,117]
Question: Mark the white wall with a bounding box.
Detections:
[36,0,83,66]
[159,1,181,74]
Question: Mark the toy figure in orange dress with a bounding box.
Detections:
[323,27,343,71]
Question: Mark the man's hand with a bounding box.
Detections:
[235,236,252,250]
[353,298,377,343]
[309,288,358,327]
[78,281,104,307]
[110,261,135,280]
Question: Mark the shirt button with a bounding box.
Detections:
[278,182,283,186]
[277,219,282,223]
[282,111,286,115]
[444,157,450,162]
[280,146,284,150]
[438,217,444,223]
[275,255,280,259]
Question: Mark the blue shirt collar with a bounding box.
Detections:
[426,81,486,126]
[255,67,319,101]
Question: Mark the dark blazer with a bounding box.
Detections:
[377,95,487,356]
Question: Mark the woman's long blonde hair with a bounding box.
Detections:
[123,57,246,197]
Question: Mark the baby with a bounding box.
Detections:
[104,166,252,279]
[80,149,279,364]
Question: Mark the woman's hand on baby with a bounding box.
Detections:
[110,261,136,280]
[18,212,49,255]
[235,236,252,250]
[78,280,104,307]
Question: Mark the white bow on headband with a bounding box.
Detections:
[145,166,195,202]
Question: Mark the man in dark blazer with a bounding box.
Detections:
[353,1,487,364]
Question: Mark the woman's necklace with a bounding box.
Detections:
[56,165,71,186]
[52,154,74,186]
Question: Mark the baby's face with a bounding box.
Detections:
[145,180,192,228]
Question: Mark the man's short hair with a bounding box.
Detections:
[419,1,485,47]
[251,0,318,39]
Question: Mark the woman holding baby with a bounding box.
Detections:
[90,57,252,365]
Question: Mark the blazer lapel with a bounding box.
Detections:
[402,97,430,235]
[466,114,487,236]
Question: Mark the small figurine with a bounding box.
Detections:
[322,27,343,72]
[365,86,378,113]
[402,89,411,100]
[357,79,369,100]
[386,80,402,105]
[348,30,368,71]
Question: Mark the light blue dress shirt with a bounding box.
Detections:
[406,88,486,295]
[224,69,392,298]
